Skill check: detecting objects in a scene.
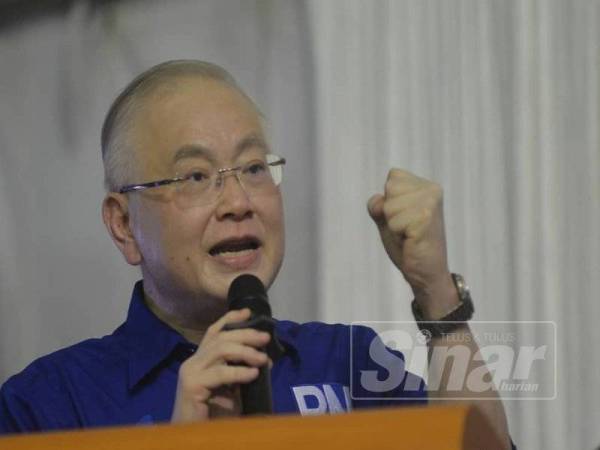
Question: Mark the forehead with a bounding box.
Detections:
[131,76,266,172]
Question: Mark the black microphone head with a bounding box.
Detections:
[227,274,271,318]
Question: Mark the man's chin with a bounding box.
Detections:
[206,269,275,301]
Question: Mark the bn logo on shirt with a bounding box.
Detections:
[291,383,351,415]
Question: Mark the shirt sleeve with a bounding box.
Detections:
[349,324,427,409]
[0,381,41,434]
[0,361,78,434]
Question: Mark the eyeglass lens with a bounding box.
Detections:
[174,156,283,208]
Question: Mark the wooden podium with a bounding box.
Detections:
[0,405,504,450]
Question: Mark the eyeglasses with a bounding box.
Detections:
[118,154,286,208]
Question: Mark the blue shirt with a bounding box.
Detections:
[0,281,426,433]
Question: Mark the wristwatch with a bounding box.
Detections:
[411,273,474,340]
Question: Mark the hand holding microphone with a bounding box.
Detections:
[171,274,277,423]
[224,274,281,415]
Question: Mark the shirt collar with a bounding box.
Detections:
[121,280,299,390]
[123,281,189,390]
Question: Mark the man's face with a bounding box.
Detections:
[126,77,285,311]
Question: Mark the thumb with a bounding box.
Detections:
[367,194,386,227]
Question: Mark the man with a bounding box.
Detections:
[0,60,512,448]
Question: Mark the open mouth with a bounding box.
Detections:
[209,236,261,257]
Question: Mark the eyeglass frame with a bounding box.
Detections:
[117,155,286,196]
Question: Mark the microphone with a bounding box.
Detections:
[226,274,274,416]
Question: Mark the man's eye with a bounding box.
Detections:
[188,171,210,182]
[245,161,267,175]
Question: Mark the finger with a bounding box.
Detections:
[381,194,419,222]
[207,395,238,416]
[171,386,211,423]
[195,329,270,364]
[385,180,442,205]
[386,211,413,239]
[218,328,271,347]
[199,365,260,389]
[367,193,386,226]
[381,192,423,221]
[193,341,269,370]
[385,204,434,239]
[179,364,259,393]
[384,179,425,198]
[188,341,267,370]
[386,168,424,183]
[207,384,240,413]
[175,364,259,416]
[204,308,252,339]
[207,385,242,417]
[384,168,440,197]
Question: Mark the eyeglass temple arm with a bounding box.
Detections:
[119,177,182,194]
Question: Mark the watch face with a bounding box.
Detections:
[452,273,470,300]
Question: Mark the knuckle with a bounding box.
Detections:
[254,350,268,363]
[420,208,433,222]
[219,348,234,361]
[388,216,402,231]
[239,366,258,378]
[193,386,211,402]
[211,332,226,344]
[178,365,199,392]
[221,346,242,363]
[179,358,194,376]
[382,201,394,219]
[180,377,198,394]
[242,329,258,340]
[206,321,220,335]
[384,178,396,193]
[234,329,259,343]
[389,168,404,177]
[429,182,443,198]
[197,339,214,356]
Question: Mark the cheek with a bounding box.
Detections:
[142,205,211,265]
[266,196,285,251]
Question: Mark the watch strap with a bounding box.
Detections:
[412,273,474,340]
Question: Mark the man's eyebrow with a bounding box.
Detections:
[173,145,216,164]
[236,134,270,154]
[172,134,270,164]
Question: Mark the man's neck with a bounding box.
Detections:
[143,291,211,345]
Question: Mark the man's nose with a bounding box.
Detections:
[214,173,253,220]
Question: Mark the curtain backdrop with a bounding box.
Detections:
[308,1,599,449]
[1,1,598,449]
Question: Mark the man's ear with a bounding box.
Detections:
[102,193,142,266]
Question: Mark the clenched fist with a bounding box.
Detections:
[367,169,458,319]
[171,308,271,422]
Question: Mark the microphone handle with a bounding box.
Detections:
[240,362,272,415]
[223,317,276,415]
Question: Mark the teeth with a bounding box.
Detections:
[215,248,256,257]
[210,239,259,256]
